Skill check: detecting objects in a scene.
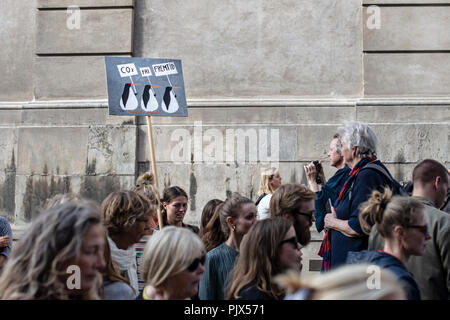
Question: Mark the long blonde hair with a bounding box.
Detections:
[275,264,406,300]
[257,167,278,197]
[0,201,103,300]
[140,226,205,289]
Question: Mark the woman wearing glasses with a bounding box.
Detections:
[346,187,430,300]
[227,218,302,300]
[139,226,205,300]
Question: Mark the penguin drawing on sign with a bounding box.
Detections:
[141,84,159,111]
[119,83,138,110]
[161,87,179,113]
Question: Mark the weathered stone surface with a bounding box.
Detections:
[135,0,362,99]
[372,124,449,164]
[364,53,450,96]
[36,9,133,54]
[364,7,450,51]
[0,128,17,221]
[34,56,118,100]
[138,124,294,163]
[17,127,89,175]
[38,0,134,7]
[20,106,134,126]
[0,0,35,101]
[357,105,450,123]
[87,125,137,175]
[363,0,450,4]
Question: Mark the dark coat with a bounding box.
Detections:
[347,250,421,300]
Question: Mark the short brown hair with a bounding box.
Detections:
[102,190,156,235]
[270,184,316,218]
[412,159,448,186]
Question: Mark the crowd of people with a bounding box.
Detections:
[0,121,448,300]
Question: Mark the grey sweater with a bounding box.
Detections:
[198,242,239,300]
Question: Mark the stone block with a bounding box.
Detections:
[297,125,343,161]
[38,0,134,7]
[87,125,137,175]
[364,53,450,96]
[363,0,450,4]
[17,127,89,175]
[135,0,362,99]
[36,9,133,54]
[138,124,295,163]
[20,105,135,126]
[371,124,449,164]
[34,56,118,100]
[0,109,22,125]
[0,0,35,101]
[364,7,450,51]
[357,105,450,123]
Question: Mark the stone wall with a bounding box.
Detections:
[0,0,449,273]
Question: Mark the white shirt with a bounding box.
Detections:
[257,194,272,220]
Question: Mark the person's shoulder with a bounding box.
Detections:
[104,281,136,300]
[237,284,273,300]
[184,223,200,234]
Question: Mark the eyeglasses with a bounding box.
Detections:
[187,255,206,272]
[279,236,299,248]
[408,224,428,236]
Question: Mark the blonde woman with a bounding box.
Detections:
[256,167,282,220]
[139,226,205,300]
[0,201,106,300]
[102,190,157,297]
[276,263,406,300]
[346,188,430,300]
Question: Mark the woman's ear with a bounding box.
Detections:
[162,202,167,210]
[351,146,358,158]
[393,225,405,240]
[226,216,235,230]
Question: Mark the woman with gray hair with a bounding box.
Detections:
[320,122,394,270]
[0,201,106,299]
[139,226,205,300]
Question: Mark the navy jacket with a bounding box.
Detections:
[347,250,421,300]
[330,160,392,269]
[315,166,351,232]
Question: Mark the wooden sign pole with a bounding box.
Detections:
[146,116,163,230]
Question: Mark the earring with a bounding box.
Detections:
[232,225,236,231]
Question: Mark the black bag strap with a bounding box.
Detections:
[255,193,267,206]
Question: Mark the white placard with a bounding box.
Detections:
[117,63,138,77]
[152,62,178,76]
[140,67,152,77]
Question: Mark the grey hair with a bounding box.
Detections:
[337,122,378,158]
[0,201,103,300]
[332,133,343,153]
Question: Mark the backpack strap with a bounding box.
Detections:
[255,193,267,206]
[362,163,395,183]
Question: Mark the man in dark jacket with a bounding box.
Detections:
[369,159,450,300]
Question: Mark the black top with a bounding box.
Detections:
[235,283,275,300]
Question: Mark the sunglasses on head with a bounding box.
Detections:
[279,236,298,248]
[408,224,428,236]
[187,254,206,272]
